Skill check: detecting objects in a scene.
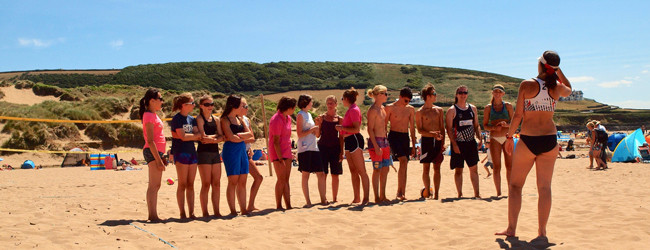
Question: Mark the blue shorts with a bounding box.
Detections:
[174,152,198,165]
[222,141,249,176]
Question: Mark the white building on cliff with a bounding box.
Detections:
[559,90,583,101]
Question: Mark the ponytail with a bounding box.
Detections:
[138,97,147,119]
[540,50,560,90]
[139,88,161,119]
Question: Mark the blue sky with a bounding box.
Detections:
[2,1,649,108]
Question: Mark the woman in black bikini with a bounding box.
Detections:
[497,51,572,239]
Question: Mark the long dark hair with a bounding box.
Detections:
[540,50,560,90]
[139,88,161,119]
[221,94,242,119]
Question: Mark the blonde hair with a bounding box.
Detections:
[586,121,595,128]
[366,85,388,99]
[325,95,337,103]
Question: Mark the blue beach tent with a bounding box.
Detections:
[611,129,646,163]
[21,160,35,169]
[607,133,627,151]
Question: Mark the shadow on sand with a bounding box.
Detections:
[441,196,508,203]
[496,236,556,250]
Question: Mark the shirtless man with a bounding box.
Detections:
[415,83,445,200]
[385,87,417,200]
[366,85,391,204]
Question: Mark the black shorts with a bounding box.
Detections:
[143,148,164,164]
[344,133,364,153]
[298,151,324,173]
[319,144,343,175]
[197,151,222,165]
[388,131,410,160]
[420,137,443,164]
[450,140,479,170]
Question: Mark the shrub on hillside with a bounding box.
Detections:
[14,80,35,89]
[85,123,118,147]
[33,83,64,97]
[62,109,102,129]
[0,80,11,87]
[114,123,144,148]
[60,91,83,101]
[0,89,4,99]
[83,97,130,118]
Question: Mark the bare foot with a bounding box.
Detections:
[374,197,381,204]
[247,207,259,213]
[229,212,238,216]
[320,200,329,206]
[303,203,314,208]
[433,195,439,200]
[495,229,515,237]
[202,212,210,218]
[180,212,187,220]
[148,216,164,222]
[350,199,361,205]
[360,198,369,205]
[586,165,593,169]
[241,211,250,216]
[213,213,222,218]
[285,206,293,210]
[332,199,338,203]
[276,206,285,210]
[189,214,197,220]
[486,173,492,178]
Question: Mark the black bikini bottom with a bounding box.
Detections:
[519,135,557,156]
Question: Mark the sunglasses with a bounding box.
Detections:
[457,91,469,95]
[153,96,164,102]
[242,105,249,109]
[202,103,214,107]
[184,102,195,105]
[431,92,437,96]
[378,92,387,96]
[403,99,411,103]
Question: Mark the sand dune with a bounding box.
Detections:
[1,156,649,249]
[0,86,59,105]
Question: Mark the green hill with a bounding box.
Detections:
[5,62,523,105]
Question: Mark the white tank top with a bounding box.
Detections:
[524,78,556,112]
[297,111,319,153]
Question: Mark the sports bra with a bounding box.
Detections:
[489,102,510,122]
[524,78,556,112]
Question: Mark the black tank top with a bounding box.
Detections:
[229,116,245,134]
[318,116,340,147]
[452,104,476,142]
[197,113,219,152]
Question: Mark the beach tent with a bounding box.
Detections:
[61,148,90,167]
[611,129,646,163]
[607,133,627,151]
[21,160,35,169]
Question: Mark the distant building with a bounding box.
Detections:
[559,90,583,101]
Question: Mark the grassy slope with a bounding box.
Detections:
[1,63,648,130]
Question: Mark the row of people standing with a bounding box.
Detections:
[139,50,572,240]
[140,91,263,221]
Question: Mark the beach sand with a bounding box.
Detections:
[1,155,649,249]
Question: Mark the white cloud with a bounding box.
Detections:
[643,70,649,74]
[598,80,633,88]
[568,76,595,83]
[109,39,124,49]
[18,38,52,48]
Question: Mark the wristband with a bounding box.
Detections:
[506,134,513,140]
